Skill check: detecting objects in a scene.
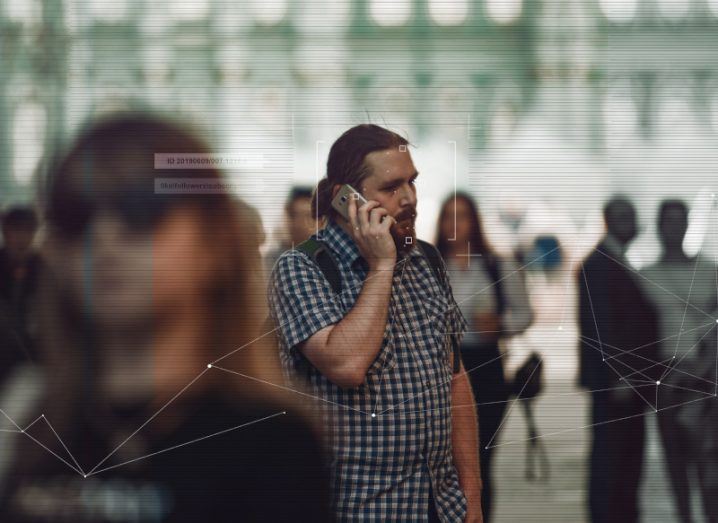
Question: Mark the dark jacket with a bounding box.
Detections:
[578,241,660,390]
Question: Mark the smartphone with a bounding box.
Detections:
[331,184,368,221]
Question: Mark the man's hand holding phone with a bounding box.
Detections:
[346,195,397,272]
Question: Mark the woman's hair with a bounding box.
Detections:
[313,124,409,219]
[17,113,281,472]
[435,192,493,259]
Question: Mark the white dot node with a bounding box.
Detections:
[371,413,376,418]
[656,381,661,385]
[207,364,213,368]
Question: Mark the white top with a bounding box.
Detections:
[639,257,718,365]
[446,256,533,346]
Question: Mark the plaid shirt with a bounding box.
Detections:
[268,220,468,522]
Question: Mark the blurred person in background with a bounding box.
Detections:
[0,206,41,382]
[639,199,718,522]
[0,114,330,522]
[435,192,533,522]
[578,196,659,523]
[264,186,319,276]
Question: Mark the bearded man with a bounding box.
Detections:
[268,124,483,522]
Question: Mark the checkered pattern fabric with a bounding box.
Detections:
[268,220,468,522]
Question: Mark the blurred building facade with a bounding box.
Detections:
[1,0,717,258]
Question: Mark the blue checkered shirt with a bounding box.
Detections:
[268,221,468,522]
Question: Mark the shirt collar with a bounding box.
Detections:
[317,220,424,268]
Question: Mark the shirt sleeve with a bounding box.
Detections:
[268,250,346,354]
[498,258,534,336]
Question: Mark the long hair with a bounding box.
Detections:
[14,113,282,474]
[313,124,409,219]
[435,192,493,260]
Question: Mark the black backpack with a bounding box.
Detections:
[266,237,462,374]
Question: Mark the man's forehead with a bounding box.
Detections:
[364,148,416,182]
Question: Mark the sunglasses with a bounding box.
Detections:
[48,188,181,239]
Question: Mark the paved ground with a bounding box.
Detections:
[492,323,706,523]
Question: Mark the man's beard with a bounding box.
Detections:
[390,206,417,255]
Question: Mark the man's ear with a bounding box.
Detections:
[331,184,342,201]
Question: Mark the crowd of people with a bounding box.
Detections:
[0,112,716,522]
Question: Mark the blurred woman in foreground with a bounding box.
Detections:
[1,114,330,522]
[436,193,533,522]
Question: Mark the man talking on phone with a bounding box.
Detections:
[268,124,483,522]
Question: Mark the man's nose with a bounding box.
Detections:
[399,184,417,207]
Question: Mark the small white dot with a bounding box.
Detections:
[83,474,87,478]
[656,381,661,385]
[207,364,212,369]
[371,413,376,418]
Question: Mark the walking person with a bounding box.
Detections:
[577,196,659,523]
[435,193,533,522]
[640,199,718,522]
[268,124,483,522]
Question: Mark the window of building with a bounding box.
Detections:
[88,0,129,22]
[657,0,691,19]
[599,0,638,22]
[428,0,469,26]
[485,0,522,24]
[4,0,41,26]
[249,0,288,25]
[370,0,412,26]
[169,0,210,21]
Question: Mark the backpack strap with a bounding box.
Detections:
[416,239,443,287]
[416,239,462,375]
[295,238,342,295]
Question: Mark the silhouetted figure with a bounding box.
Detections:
[640,200,718,522]
[264,186,318,276]
[0,206,41,380]
[578,197,659,523]
[436,193,533,522]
